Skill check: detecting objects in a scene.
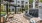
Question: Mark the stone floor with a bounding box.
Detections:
[4,12,40,23]
[6,13,30,23]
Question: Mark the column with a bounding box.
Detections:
[28,0,29,13]
[33,0,35,9]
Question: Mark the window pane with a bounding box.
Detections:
[26,2,28,4]
[18,1,20,3]
[1,4,6,16]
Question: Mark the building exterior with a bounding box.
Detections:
[1,0,28,12]
[2,0,40,11]
[10,0,28,7]
[10,0,28,11]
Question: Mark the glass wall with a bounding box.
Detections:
[1,0,6,17]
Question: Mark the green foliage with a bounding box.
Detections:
[40,0,42,2]
[1,12,6,15]
[29,0,33,3]
[25,5,28,10]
